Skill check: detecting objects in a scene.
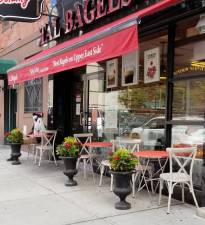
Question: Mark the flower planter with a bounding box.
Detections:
[111,171,133,210]
[62,157,78,186]
[9,143,22,165]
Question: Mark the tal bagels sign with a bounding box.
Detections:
[40,0,133,46]
[0,0,44,22]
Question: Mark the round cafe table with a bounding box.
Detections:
[133,150,169,194]
[84,141,113,148]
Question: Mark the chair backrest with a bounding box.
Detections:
[166,147,197,176]
[40,130,57,149]
[113,138,141,153]
[73,133,93,154]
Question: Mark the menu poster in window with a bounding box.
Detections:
[122,51,139,86]
[144,47,160,84]
[106,59,118,88]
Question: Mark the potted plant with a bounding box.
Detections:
[109,148,138,210]
[56,136,79,186]
[5,128,23,165]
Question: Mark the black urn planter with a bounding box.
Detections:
[62,157,78,186]
[8,143,22,165]
[111,171,133,210]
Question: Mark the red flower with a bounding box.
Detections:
[4,132,11,137]
[64,143,71,149]
[114,156,120,161]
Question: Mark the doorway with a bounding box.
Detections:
[53,70,84,144]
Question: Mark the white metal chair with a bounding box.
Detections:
[35,130,57,167]
[74,133,96,182]
[158,147,199,214]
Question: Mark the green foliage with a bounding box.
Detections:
[109,148,138,172]
[5,128,23,144]
[56,136,79,158]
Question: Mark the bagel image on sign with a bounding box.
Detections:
[0,0,44,22]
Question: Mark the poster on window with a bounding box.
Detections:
[144,47,160,84]
[104,92,118,130]
[122,50,139,86]
[106,59,118,88]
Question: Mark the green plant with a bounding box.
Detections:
[109,148,138,172]
[56,136,79,157]
[5,128,23,144]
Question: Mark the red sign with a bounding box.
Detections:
[8,24,138,85]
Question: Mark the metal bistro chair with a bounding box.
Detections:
[158,147,199,214]
[74,133,96,182]
[35,130,57,167]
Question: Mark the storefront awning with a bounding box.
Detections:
[7,0,182,85]
[0,59,16,75]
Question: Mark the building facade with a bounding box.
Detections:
[0,0,53,141]
[4,0,205,205]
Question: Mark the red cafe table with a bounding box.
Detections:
[133,150,169,195]
[84,141,113,160]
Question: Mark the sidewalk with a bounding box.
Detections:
[0,145,204,225]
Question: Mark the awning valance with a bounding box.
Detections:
[8,0,182,85]
[0,59,16,75]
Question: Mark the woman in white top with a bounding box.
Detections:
[33,113,46,134]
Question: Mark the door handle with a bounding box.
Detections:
[80,112,83,126]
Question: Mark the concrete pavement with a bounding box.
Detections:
[0,145,204,225]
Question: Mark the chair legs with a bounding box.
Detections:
[28,144,36,159]
[181,183,185,203]
[77,157,95,183]
[99,164,105,186]
[52,150,58,166]
[110,174,113,192]
[38,149,43,167]
[158,178,163,206]
[159,180,199,213]
[167,182,173,214]
[189,182,199,208]
[35,148,58,167]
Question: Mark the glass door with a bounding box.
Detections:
[82,72,105,140]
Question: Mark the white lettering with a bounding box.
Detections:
[0,0,30,9]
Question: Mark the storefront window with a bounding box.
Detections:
[24,78,43,113]
[174,15,205,78]
[173,79,205,119]
[87,31,168,149]
[171,16,205,190]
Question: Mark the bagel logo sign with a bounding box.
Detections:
[0,0,44,22]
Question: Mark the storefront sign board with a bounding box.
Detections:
[0,0,44,22]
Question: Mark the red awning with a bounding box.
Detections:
[8,0,182,85]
